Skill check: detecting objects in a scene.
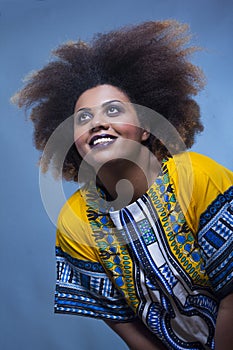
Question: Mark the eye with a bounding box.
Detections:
[106,105,122,116]
[75,111,92,125]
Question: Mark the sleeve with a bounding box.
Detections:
[167,152,233,299]
[189,153,233,299]
[54,191,136,321]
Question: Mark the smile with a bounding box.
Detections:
[89,134,117,148]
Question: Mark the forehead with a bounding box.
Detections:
[74,84,131,111]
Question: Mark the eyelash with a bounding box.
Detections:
[77,112,92,124]
[106,105,122,115]
[76,105,123,125]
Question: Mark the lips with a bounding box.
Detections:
[89,134,117,148]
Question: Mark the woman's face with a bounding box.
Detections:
[74,84,149,168]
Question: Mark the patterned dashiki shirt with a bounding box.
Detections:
[55,152,233,350]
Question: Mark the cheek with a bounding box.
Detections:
[119,125,144,140]
[74,130,87,156]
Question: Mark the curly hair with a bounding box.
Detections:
[13,20,205,182]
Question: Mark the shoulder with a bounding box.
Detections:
[58,187,88,229]
[165,152,233,232]
[187,152,232,177]
[56,187,97,261]
[166,151,233,191]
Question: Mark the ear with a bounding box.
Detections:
[141,129,150,142]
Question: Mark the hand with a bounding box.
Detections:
[105,318,168,350]
[215,292,233,350]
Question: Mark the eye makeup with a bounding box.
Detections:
[75,100,127,125]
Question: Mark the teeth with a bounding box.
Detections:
[93,137,114,146]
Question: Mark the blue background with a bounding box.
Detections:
[1,0,233,349]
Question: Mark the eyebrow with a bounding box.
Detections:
[76,99,123,113]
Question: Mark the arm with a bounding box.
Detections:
[215,293,233,350]
[105,318,168,350]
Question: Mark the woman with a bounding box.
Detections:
[13,20,233,350]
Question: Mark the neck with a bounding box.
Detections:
[96,147,160,209]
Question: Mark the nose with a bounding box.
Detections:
[89,113,110,133]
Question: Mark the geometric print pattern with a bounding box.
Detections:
[82,184,140,312]
[198,186,233,230]
[108,163,220,349]
[114,193,217,349]
[159,264,177,289]
[138,219,157,245]
[198,192,233,299]
[147,164,208,287]
[55,247,135,320]
[55,156,233,350]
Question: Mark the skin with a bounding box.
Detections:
[74,84,160,207]
[74,84,148,165]
[73,84,233,350]
[74,84,165,349]
[215,292,233,350]
[105,319,168,350]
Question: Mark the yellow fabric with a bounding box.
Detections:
[56,188,98,262]
[56,152,233,261]
[166,152,233,233]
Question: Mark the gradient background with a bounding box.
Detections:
[1,0,233,349]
